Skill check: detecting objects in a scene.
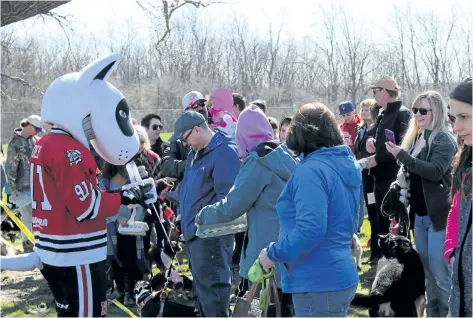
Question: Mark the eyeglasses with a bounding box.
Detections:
[181,127,195,143]
[32,125,42,132]
[152,124,163,131]
[412,107,432,115]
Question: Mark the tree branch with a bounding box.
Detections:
[1,73,45,94]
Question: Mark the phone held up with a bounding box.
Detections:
[385,129,396,144]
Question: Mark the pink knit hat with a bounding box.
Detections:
[210,87,234,112]
[209,86,237,136]
[235,105,274,159]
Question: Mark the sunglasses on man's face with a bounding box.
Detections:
[190,100,205,110]
[372,87,382,95]
[152,124,163,131]
[412,107,432,116]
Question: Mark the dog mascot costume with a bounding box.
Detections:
[23,54,155,317]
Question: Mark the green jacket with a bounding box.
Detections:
[5,128,34,193]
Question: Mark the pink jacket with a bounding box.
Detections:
[445,190,460,262]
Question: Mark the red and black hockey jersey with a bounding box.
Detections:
[30,129,121,267]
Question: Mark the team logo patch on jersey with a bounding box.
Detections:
[67,150,82,166]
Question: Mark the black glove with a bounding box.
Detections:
[120,182,154,206]
[174,219,181,234]
[155,178,171,193]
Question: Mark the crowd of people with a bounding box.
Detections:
[1,75,472,317]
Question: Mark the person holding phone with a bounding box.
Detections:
[361,76,411,265]
[385,91,457,317]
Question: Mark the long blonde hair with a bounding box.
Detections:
[135,125,151,152]
[402,91,454,156]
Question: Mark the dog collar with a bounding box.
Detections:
[139,289,169,309]
[139,291,157,309]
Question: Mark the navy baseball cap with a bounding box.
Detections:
[338,101,355,115]
[169,111,206,142]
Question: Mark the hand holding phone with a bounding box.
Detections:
[385,129,396,144]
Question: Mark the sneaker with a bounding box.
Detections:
[229,294,238,304]
[110,291,125,304]
[124,292,135,307]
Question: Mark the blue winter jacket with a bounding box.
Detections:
[179,131,241,241]
[196,142,298,287]
[267,145,361,293]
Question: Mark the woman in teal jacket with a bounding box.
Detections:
[259,103,361,317]
[196,105,298,316]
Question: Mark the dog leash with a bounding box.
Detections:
[0,201,34,244]
[109,299,137,318]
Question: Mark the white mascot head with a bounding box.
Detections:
[41,54,139,165]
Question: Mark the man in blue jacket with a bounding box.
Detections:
[169,111,241,317]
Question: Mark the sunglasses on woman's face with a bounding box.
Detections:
[152,124,163,131]
[412,107,432,115]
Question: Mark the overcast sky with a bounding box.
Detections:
[6,0,471,45]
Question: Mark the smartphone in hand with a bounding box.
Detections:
[385,129,396,144]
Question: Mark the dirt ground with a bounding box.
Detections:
[0,268,56,317]
[0,267,143,317]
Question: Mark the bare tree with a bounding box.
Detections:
[136,0,224,48]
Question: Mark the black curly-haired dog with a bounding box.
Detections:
[134,277,196,317]
[1,212,20,242]
[350,233,425,317]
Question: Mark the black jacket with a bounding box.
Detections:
[397,130,457,231]
[364,101,411,182]
[354,124,374,160]
[159,139,188,180]
[151,137,169,158]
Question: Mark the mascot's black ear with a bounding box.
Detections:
[78,53,121,86]
[94,62,116,81]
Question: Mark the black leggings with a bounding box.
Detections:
[115,234,144,294]
[362,171,382,258]
[233,232,245,265]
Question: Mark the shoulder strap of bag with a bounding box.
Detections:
[245,283,259,302]
[269,277,282,317]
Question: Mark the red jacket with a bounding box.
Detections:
[340,114,361,154]
[30,130,121,267]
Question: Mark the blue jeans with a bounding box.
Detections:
[187,234,234,317]
[415,215,451,317]
[292,285,357,317]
